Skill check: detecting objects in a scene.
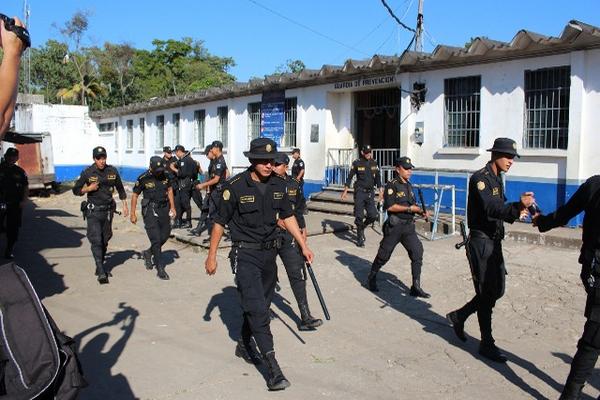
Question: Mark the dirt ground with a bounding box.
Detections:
[3,191,598,400]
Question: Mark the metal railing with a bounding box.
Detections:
[325,148,355,187]
[371,148,401,167]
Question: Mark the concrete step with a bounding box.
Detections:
[306,200,354,215]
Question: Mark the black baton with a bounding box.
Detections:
[305,262,330,321]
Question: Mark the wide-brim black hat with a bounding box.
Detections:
[243,137,280,159]
[486,137,520,157]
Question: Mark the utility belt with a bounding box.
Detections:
[177,177,193,190]
[141,198,168,217]
[387,213,414,227]
[354,187,374,193]
[469,229,504,242]
[232,238,282,250]
[80,200,115,220]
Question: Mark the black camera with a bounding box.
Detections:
[0,13,31,49]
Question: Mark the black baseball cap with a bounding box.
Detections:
[174,144,185,152]
[163,146,172,153]
[487,137,520,157]
[204,144,213,155]
[92,146,107,158]
[211,140,223,150]
[243,138,279,160]
[149,156,165,171]
[4,148,18,158]
[291,148,300,154]
[274,153,290,165]
[361,145,372,153]
[395,156,415,169]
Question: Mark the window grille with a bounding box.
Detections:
[217,106,228,148]
[248,102,261,140]
[444,76,481,147]
[172,113,180,146]
[283,97,297,148]
[155,115,164,149]
[139,118,145,150]
[126,119,133,149]
[194,110,206,147]
[524,66,570,149]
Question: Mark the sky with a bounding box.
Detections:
[5,0,600,82]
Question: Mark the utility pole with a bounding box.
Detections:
[415,0,424,52]
[23,0,31,94]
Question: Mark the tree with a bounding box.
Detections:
[273,59,305,75]
[91,42,137,107]
[56,74,106,104]
[25,40,78,101]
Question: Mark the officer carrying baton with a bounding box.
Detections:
[304,261,331,321]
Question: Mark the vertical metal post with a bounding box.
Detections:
[451,185,456,235]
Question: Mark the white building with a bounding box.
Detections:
[49,20,600,226]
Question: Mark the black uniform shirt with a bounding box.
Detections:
[209,155,228,191]
[133,171,171,202]
[345,157,382,190]
[176,156,198,180]
[0,162,28,204]
[292,158,305,182]
[537,175,600,253]
[285,175,306,229]
[467,162,520,237]
[215,169,293,243]
[163,156,177,185]
[384,177,417,221]
[72,164,127,205]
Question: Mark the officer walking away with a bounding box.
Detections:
[273,153,322,330]
[446,138,534,362]
[170,145,196,229]
[532,175,600,399]
[204,138,314,391]
[190,144,214,236]
[0,148,28,259]
[341,145,383,247]
[130,156,176,280]
[291,148,304,189]
[366,157,430,298]
[193,140,227,238]
[73,146,129,284]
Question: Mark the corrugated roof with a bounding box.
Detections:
[91,20,600,119]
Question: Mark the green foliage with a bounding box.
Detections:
[273,59,305,75]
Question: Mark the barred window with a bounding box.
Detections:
[172,113,180,146]
[126,119,134,150]
[155,115,164,149]
[248,102,261,140]
[283,97,297,148]
[524,66,570,149]
[444,76,481,147]
[139,117,145,150]
[99,122,115,132]
[194,110,205,147]
[217,106,228,148]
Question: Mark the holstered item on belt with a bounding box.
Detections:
[80,201,88,220]
[178,178,192,191]
[232,238,282,250]
[387,213,412,228]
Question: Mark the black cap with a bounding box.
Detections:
[274,153,290,165]
[92,146,107,158]
[4,148,18,158]
[149,156,165,171]
[174,144,185,152]
[291,148,300,154]
[204,144,213,155]
[243,138,279,159]
[361,145,372,153]
[163,146,172,153]
[394,156,415,169]
[487,137,520,157]
[211,140,223,150]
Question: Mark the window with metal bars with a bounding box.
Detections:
[217,106,228,148]
[283,97,297,148]
[139,117,145,150]
[126,119,134,149]
[194,110,205,147]
[155,115,164,149]
[444,76,481,147]
[248,102,261,140]
[524,66,570,149]
[172,113,180,146]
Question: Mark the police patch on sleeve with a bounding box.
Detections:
[387,188,394,195]
[477,181,485,191]
[223,189,230,201]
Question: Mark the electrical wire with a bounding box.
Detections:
[380,0,416,33]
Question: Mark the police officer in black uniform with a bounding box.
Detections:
[532,176,600,399]
[341,145,383,247]
[291,148,305,189]
[273,153,323,330]
[170,145,197,229]
[194,140,228,237]
[0,148,28,259]
[73,146,129,284]
[204,138,314,391]
[366,157,430,298]
[190,144,214,236]
[446,138,534,362]
[130,156,177,280]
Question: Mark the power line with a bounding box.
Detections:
[246,0,369,56]
[380,0,416,33]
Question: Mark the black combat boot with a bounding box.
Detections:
[181,220,192,229]
[94,257,109,284]
[366,271,379,292]
[410,279,431,298]
[189,220,207,236]
[478,342,507,363]
[446,311,467,342]
[142,249,153,270]
[298,303,323,331]
[264,351,290,391]
[172,219,181,229]
[356,226,365,247]
[235,338,262,365]
[559,382,584,400]
[156,264,170,280]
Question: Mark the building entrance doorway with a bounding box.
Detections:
[354,87,400,151]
